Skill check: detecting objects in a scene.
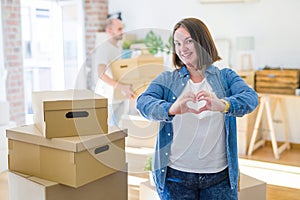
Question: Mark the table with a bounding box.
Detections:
[247,93,300,159]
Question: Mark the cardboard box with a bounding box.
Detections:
[237,104,259,155]
[121,115,157,148]
[7,125,126,188]
[239,173,266,200]
[8,170,128,200]
[111,56,164,100]
[236,70,255,88]
[139,173,266,200]
[32,90,108,138]
[126,146,154,173]
[139,181,160,200]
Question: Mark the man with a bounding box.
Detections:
[92,18,134,128]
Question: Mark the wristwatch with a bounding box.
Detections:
[221,99,230,113]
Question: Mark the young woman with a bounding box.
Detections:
[136,18,258,200]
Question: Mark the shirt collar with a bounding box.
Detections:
[178,64,217,77]
[205,65,217,75]
[178,66,189,78]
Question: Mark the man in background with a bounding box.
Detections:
[92,18,135,129]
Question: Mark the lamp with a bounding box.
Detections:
[236,36,254,70]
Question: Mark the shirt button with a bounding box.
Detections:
[168,133,171,136]
[161,169,165,172]
[165,153,168,156]
[172,96,176,100]
[182,83,184,86]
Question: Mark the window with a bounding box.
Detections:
[21,0,85,123]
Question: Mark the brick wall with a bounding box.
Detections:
[1,0,25,125]
[84,0,108,89]
[84,0,108,55]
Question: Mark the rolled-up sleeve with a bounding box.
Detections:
[136,72,175,122]
[224,69,258,117]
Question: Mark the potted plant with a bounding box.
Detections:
[144,31,172,55]
[121,40,132,59]
[163,35,173,70]
[164,35,172,55]
[144,156,155,186]
[144,31,164,55]
[144,31,173,70]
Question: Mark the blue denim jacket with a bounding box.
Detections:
[136,65,258,193]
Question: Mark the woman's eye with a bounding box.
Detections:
[174,42,181,46]
[186,39,193,44]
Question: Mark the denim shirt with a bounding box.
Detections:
[136,65,258,193]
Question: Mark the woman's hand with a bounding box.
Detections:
[168,92,200,115]
[169,90,227,115]
[195,91,226,113]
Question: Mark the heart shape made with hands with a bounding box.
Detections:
[186,99,206,111]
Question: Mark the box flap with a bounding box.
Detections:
[43,98,107,111]
[6,125,127,152]
[32,90,107,111]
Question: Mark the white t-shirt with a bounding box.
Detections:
[92,41,121,102]
[169,79,228,173]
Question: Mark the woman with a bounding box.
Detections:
[136,18,258,200]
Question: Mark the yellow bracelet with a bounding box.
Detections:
[221,99,230,113]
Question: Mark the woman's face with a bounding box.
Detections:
[174,26,197,68]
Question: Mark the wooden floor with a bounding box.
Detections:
[240,143,300,167]
[267,185,300,200]
[1,144,300,200]
[240,143,300,200]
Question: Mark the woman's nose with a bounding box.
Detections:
[181,43,188,51]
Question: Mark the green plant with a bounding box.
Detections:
[144,156,153,171]
[144,31,164,55]
[144,31,172,55]
[164,35,172,55]
[122,40,132,49]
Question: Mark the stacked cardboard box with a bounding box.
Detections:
[8,170,127,200]
[236,97,260,156]
[31,90,108,138]
[120,114,157,173]
[6,90,128,200]
[111,56,164,100]
[121,114,157,149]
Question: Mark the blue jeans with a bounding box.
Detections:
[157,167,237,200]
